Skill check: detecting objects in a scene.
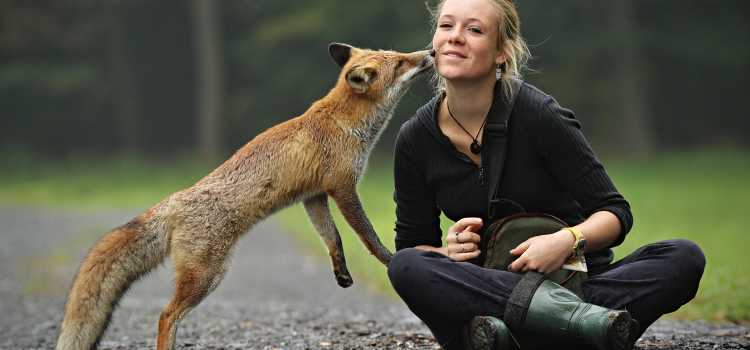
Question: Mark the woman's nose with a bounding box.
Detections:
[447,26,465,45]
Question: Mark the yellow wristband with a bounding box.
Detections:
[563,227,585,257]
[563,227,584,241]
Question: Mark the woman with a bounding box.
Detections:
[387,0,706,349]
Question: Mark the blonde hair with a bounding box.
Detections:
[428,0,531,94]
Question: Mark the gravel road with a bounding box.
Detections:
[0,206,747,349]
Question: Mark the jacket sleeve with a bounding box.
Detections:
[393,122,443,250]
[527,96,633,247]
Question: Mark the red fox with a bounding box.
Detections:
[56,43,433,350]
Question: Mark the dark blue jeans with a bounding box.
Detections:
[387,239,705,349]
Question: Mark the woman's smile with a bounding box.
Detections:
[442,50,468,59]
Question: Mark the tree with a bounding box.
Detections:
[107,3,142,154]
[192,0,224,160]
[609,0,652,156]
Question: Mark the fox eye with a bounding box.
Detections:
[395,59,405,70]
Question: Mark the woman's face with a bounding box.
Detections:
[432,0,505,83]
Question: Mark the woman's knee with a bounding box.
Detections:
[669,239,706,278]
[387,248,435,292]
[663,239,706,301]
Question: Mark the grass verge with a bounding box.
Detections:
[1,150,747,322]
[277,150,750,322]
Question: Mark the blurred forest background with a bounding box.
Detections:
[1,1,749,322]
[2,0,748,159]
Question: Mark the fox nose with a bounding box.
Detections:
[429,49,436,57]
[421,53,434,68]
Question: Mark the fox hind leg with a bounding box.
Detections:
[156,240,232,350]
[303,193,353,287]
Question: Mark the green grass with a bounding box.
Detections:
[606,151,750,322]
[278,150,750,323]
[1,150,747,322]
[0,153,216,209]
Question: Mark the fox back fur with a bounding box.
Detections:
[55,43,433,350]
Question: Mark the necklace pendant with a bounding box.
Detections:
[470,141,482,155]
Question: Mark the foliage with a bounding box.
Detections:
[1,1,749,157]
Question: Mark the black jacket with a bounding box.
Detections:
[392,81,633,269]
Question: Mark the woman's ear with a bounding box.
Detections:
[346,66,377,94]
[496,38,512,66]
[496,46,508,66]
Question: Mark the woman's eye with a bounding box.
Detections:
[439,23,453,29]
[469,27,483,34]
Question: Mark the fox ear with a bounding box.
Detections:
[329,42,354,68]
[346,66,377,94]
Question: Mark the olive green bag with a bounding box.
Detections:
[482,213,587,297]
[480,79,586,298]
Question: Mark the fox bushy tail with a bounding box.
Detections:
[56,212,168,350]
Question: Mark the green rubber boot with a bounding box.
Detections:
[464,316,519,350]
[523,280,636,350]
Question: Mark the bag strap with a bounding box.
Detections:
[503,271,546,332]
[485,78,523,223]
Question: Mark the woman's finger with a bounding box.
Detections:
[447,231,460,244]
[450,250,481,262]
[451,217,483,233]
[510,240,531,256]
[465,223,482,234]
[454,231,481,244]
[459,242,478,252]
[508,254,528,272]
[461,230,482,243]
[449,242,471,255]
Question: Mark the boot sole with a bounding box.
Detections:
[629,319,641,346]
[467,316,519,350]
[606,311,635,350]
[467,317,496,350]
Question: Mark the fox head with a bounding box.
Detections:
[328,43,433,103]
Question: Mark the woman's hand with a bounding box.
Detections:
[440,217,483,262]
[507,230,575,274]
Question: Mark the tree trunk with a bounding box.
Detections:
[191,0,223,160]
[610,0,653,157]
[108,4,142,154]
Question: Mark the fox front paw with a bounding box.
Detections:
[335,273,353,288]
